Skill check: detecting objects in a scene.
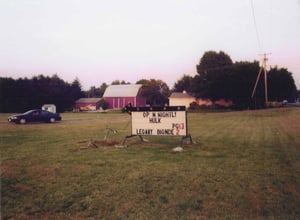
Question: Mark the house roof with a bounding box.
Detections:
[169,92,194,99]
[75,98,102,103]
[103,84,142,97]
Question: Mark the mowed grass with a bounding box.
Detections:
[1,108,300,219]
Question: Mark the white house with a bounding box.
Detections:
[169,91,195,108]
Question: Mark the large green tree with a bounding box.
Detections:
[230,61,263,109]
[267,67,297,102]
[136,79,170,106]
[192,51,234,101]
[196,50,233,74]
[172,74,193,93]
[85,83,108,98]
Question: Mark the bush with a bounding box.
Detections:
[99,99,109,110]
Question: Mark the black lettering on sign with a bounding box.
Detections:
[157,111,177,118]
[136,129,153,135]
[149,118,161,123]
[143,112,149,118]
[157,129,174,135]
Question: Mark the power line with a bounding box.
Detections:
[250,0,262,52]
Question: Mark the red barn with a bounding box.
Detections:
[74,98,103,111]
[103,84,146,109]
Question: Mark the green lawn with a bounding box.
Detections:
[1,108,300,219]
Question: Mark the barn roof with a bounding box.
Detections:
[169,92,194,99]
[75,98,102,103]
[103,84,142,97]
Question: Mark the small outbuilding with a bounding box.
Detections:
[169,91,195,108]
[103,84,146,109]
[42,104,56,113]
[74,98,103,111]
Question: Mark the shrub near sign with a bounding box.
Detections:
[131,106,187,136]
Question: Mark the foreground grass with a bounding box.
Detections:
[1,108,300,219]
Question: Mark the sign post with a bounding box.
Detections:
[122,105,192,146]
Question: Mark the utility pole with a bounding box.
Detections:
[251,53,270,107]
[262,53,268,104]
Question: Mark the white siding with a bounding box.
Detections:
[169,98,195,108]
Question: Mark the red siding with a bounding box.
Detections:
[104,95,146,109]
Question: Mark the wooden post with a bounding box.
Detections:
[263,53,268,105]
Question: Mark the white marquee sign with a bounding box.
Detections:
[130,106,187,136]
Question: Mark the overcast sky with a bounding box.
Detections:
[1,0,299,90]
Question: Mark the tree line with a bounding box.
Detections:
[1,50,298,112]
[0,74,83,113]
[173,51,298,109]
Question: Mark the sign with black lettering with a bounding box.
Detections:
[130,106,187,136]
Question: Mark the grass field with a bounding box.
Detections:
[1,108,300,219]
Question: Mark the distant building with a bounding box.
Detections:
[74,98,103,111]
[42,104,56,113]
[169,91,195,108]
[103,84,146,109]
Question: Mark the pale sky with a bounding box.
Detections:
[1,0,299,90]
